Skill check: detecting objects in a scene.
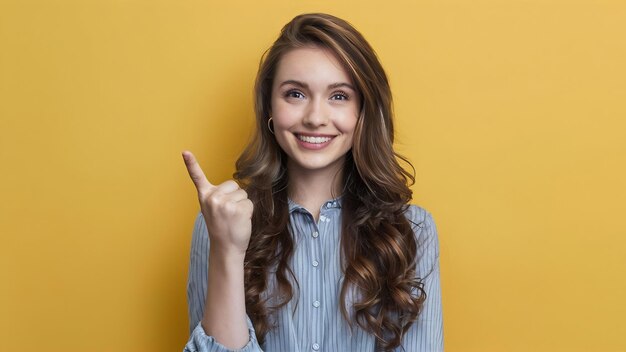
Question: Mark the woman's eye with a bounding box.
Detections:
[285,90,305,99]
[331,92,349,101]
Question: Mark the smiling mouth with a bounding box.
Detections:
[295,134,334,144]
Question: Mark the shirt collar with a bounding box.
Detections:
[288,196,343,214]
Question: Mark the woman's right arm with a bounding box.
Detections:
[182,151,263,352]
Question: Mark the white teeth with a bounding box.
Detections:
[297,135,332,144]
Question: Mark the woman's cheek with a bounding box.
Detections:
[335,115,358,135]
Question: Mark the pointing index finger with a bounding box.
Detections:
[182,151,214,193]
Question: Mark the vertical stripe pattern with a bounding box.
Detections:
[184,198,443,352]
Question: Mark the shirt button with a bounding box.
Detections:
[312,342,320,351]
[312,231,319,238]
[312,260,319,267]
[313,300,320,308]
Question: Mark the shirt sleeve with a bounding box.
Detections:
[399,205,444,351]
[184,212,264,352]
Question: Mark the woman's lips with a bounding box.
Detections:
[295,133,336,150]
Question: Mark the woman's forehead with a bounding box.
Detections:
[273,46,354,89]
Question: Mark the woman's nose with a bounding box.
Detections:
[302,98,329,127]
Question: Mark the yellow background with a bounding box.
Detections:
[1,1,625,351]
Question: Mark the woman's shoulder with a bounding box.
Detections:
[404,204,440,277]
[403,204,435,229]
[403,204,439,244]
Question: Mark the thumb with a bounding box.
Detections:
[182,151,214,193]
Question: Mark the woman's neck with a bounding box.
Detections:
[287,162,343,221]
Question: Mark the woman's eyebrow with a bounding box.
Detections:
[279,80,355,91]
[328,82,356,91]
[279,80,308,89]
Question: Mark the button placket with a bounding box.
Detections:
[310,212,325,351]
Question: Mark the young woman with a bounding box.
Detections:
[182,13,442,352]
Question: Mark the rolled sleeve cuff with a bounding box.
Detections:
[184,319,262,352]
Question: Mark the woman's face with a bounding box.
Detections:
[270,46,360,176]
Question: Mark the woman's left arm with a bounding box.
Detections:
[400,206,444,351]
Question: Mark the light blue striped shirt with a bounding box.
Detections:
[184,198,443,352]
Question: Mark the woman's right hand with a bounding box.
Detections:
[182,151,253,256]
[182,151,252,349]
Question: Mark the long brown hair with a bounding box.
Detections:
[234,13,426,350]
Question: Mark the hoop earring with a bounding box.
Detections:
[267,117,275,134]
